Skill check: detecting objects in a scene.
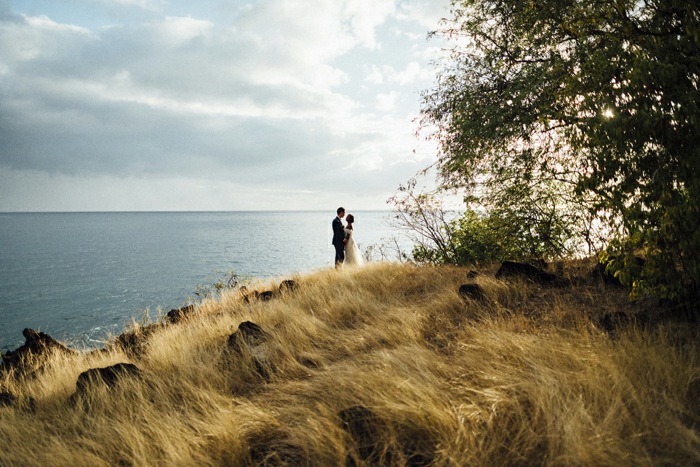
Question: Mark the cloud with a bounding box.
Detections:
[376,91,398,112]
[342,0,396,50]
[396,0,448,29]
[151,16,213,46]
[363,61,431,86]
[0,0,442,211]
[0,14,95,63]
[88,0,165,11]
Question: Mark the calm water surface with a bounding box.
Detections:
[0,211,407,351]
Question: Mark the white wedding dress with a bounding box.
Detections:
[344,228,364,267]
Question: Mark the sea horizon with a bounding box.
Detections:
[0,211,410,351]
[0,209,394,214]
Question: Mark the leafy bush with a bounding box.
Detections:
[418,0,700,308]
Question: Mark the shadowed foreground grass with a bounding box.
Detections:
[0,262,698,466]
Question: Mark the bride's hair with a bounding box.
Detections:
[346,214,354,228]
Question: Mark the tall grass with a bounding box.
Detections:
[0,261,697,466]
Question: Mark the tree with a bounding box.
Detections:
[388,179,462,264]
[388,178,574,265]
[422,0,700,301]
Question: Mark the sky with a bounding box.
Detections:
[0,0,450,211]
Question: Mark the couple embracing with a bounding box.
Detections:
[332,207,363,269]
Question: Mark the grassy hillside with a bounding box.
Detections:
[0,261,698,466]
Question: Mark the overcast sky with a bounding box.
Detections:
[0,0,449,211]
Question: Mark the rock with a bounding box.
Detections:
[1,328,75,375]
[598,312,634,335]
[167,304,195,323]
[111,324,160,357]
[70,363,141,407]
[404,451,434,467]
[243,290,259,303]
[495,261,557,283]
[246,430,306,465]
[466,270,479,279]
[0,390,35,411]
[0,390,17,407]
[279,279,298,293]
[298,356,320,369]
[244,290,274,303]
[227,321,273,380]
[244,289,278,303]
[228,321,270,353]
[592,262,622,286]
[251,359,271,380]
[459,283,485,301]
[73,363,141,397]
[339,405,433,466]
[339,405,385,464]
[592,257,646,287]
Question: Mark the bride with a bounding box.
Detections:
[344,214,364,267]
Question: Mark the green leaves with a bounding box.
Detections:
[422,0,700,304]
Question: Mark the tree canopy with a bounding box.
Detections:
[421,0,700,301]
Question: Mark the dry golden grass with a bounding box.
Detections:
[0,261,698,466]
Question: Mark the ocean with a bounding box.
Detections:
[0,211,409,352]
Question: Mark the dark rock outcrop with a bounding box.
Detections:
[227,321,273,380]
[339,405,434,466]
[592,262,622,286]
[1,328,75,375]
[242,279,297,303]
[0,390,35,411]
[339,405,385,464]
[167,304,195,324]
[72,363,141,400]
[597,312,634,336]
[279,279,298,293]
[0,390,17,407]
[495,261,557,283]
[242,290,259,303]
[592,257,646,287]
[112,324,161,357]
[259,291,275,301]
[228,321,270,353]
[459,283,485,301]
[244,290,275,303]
[246,429,306,465]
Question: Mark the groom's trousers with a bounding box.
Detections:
[334,243,345,268]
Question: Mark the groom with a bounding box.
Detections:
[332,207,347,268]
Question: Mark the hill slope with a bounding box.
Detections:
[0,261,698,465]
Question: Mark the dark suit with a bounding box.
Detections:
[332,216,346,266]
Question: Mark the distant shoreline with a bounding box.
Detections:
[0,209,395,214]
